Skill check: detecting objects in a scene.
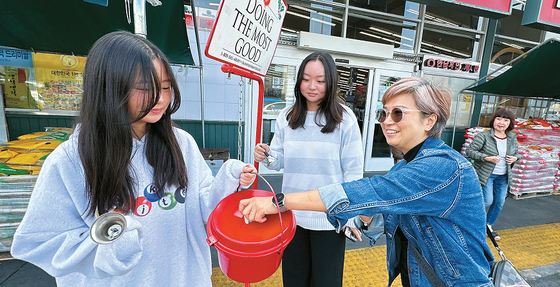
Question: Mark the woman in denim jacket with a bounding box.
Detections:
[240,77,494,287]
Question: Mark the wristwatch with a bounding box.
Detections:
[272,193,288,212]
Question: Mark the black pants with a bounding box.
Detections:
[281,226,346,287]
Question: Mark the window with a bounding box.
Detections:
[423,74,476,127]
[261,64,296,144]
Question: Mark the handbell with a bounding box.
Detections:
[263,151,277,166]
[90,212,127,244]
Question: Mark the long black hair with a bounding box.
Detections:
[287,52,344,133]
[78,31,187,216]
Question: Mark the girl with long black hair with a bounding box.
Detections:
[12,31,256,286]
[254,52,364,286]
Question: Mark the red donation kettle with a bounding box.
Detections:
[206,189,296,284]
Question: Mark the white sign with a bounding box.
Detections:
[205,0,288,76]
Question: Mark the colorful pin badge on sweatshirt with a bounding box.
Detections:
[174,187,186,203]
[158,193,177,210]
[144,184,161,202]
[134,196,152,217]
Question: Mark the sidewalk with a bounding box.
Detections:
[208,222,560,286]
[1,174,559,286]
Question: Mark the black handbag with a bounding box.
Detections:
[486,226,531,287]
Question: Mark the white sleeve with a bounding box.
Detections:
[178,133,248,222]
[10,148,143,278]
[198,158,249,222]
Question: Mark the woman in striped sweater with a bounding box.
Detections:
[254,52,364,287]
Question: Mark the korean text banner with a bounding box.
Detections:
[0,47,33,68]
[32,53,86,111]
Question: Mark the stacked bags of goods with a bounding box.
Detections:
[510,119,560,198]
[0,128,72,252]
[461,127,490,156]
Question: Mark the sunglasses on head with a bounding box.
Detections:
[375,107,424,123]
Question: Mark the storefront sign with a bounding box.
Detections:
[423,57,479,73]
[521,0,560,33]
[410,0,512,18]
[33,53,86,111]
[205,0,288,76]
[0,47,33,68]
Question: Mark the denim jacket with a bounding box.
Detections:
[318,137,493,286]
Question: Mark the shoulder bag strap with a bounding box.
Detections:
[408,241,447,287]
[486,225,499,249]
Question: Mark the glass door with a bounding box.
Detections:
[364,70,412,171]
[336,66,370,132]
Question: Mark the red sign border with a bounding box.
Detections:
[204,0,288,77]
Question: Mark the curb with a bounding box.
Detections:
[519,262,560,281]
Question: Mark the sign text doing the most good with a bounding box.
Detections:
[205,0,287,76]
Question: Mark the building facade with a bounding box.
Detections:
[2,0,560,173]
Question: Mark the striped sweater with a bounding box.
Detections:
[263,104,364,230]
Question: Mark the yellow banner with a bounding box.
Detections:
[3,67,37,109]
[33,53,86,111]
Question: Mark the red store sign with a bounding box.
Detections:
[424,58,479,73]
[522,0,560,33]
[410,0,512,18]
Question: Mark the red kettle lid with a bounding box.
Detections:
[207,189,296,254]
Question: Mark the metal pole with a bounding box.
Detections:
[413,4,426,76]
[413,4,425,56]
[341,0,349,38]
[133,0,147,37]
[190,0,206,147]
[221,64,264,187]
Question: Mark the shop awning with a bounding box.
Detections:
[467,39,560,99]
[0,0,194,65]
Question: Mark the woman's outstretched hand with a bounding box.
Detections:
[239,196,278,223]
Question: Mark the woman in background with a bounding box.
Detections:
[466,107,519,241]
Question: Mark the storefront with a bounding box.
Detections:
[3,0,560,174]
[246,0,560,173]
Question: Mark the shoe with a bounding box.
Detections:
[491,231,501,241]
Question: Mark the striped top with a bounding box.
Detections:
[263,104,364,230]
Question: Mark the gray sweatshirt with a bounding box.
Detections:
[11,127,248,286]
